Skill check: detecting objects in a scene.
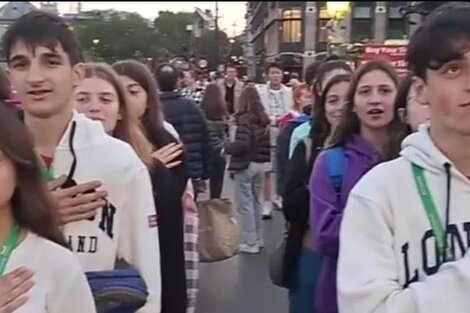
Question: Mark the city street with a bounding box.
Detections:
[196,175,288,313]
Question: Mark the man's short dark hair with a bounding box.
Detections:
[304,60,323,86]
[406,2,470,79]
[226,64,237,71]
[265,62,282,73]
[2,10,83,65]
[155,63,178,92]
[316,60,352,87]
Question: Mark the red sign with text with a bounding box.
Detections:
[359,45,408,76]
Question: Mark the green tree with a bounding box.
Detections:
[229,37,244,58]
[73,9,232,66]
[153,11,193,56]
[198,30,230,68]
[74,12,159,63]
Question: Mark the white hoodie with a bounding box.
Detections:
[51,112,161,313]
[338,124,470,313]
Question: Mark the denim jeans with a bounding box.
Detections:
[234,162,264,245]
[288,248,322,313]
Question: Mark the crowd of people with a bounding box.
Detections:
[1,2,470,313]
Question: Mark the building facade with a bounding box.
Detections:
[245,1,420,82]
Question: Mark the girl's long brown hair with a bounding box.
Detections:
[235,86,269,125]
[200,83,227,120]
[328,60,407,160]
[83,63,154,167]
[112,60,164,135]
[0,106,67,247]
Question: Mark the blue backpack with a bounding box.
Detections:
[324,146,346,194]
[86,267,148,313]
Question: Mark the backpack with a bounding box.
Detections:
[86,265,148,313]
[301,140,345,193]
[323,146,346,194]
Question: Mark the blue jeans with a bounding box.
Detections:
[288,248,322,313]
[234,162,264,245]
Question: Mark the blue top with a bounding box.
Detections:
[289,121,311,159]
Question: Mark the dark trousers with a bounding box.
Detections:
[209,154,226,199]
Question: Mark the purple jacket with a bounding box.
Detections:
[309,134,381,313]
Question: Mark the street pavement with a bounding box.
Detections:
[195,174,288,313]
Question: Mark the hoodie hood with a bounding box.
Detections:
[401,123,467,181]
[292,114,310,124]
[345,134,381,163]
[400,123,470,269]
[57,111,108,151]
[54,111,111,186]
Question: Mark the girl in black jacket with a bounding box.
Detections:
[282,74,351,313]
[200,83,229,199]
[226,86,271,254]
[112,60,188,313]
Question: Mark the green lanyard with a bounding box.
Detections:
[0,224,20,276]
[41,164,55,182]
[411,164,454,263]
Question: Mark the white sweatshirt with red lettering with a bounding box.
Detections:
[51,112,161,313]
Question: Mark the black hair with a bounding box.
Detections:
[226,64,237,70]
[154,63,179,92]
[265,62,282,73]
[2,10,83,65]
[315,60,353,93]
[395,73,413,111]
[0,67,11,101]
[304,60,323,87]
[406,2,470,79]
[394,73,414,134]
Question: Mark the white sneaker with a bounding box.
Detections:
[272,196,283,211]
[239,244,260,254]
[262,205,273,220]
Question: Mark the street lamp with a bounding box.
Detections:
[326,2,350,20]
[326,2,350,56]
[92,38,100,45]
[185,24,193,59]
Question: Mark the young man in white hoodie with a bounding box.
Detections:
[3,11,161,312]
[337,3,470,313]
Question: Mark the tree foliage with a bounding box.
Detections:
[72,10,232,68]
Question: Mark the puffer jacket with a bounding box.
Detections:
[161,91,212,179]
[206,118,229,152]
[226,112,271,171]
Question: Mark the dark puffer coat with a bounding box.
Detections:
[226,112,271,171]
[161,91,212,179]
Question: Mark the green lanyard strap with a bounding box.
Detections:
[41,164,55,182]
[0,224,20,276]
[411,164,454,263]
